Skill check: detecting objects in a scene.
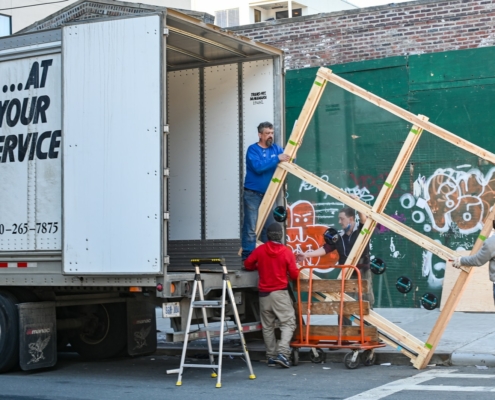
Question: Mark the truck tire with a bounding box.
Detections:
[0,291,19,373]
[69,303,127,360]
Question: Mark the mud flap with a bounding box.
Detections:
[126,299,157,356]
[18,302,57,371]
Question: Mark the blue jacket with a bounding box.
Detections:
[244,142,283,194]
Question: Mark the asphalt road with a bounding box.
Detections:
[0,354,494,400]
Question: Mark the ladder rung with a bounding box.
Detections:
[192,301,222,308]
[211,352,244,356]
[166,368,180,374]
[183,364,219,369]
[196,326,228,332]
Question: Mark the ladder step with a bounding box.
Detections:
[195,325,229,332]
[192,301,222,308]
[211,352,244,356]
[183,364,219,369]
[166,368,180,375]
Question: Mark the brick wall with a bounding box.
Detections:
[229,0,495,70]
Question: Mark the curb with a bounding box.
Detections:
[451,352,495,367]
[155,345,452,367]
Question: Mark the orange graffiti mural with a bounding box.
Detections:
[286,200,339,270]
[424,168,495,234]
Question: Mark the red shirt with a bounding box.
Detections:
[244,241,299,292]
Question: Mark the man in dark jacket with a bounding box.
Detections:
[244,223,299,368]
[296,206,374,308]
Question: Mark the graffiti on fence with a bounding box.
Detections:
[286,200,338,272]
[402,166,495,235]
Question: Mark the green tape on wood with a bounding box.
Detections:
[384,182,393,189]
[479,234,487,241]
[425,343,433,349]
[288,140,297,146]
[272,178,281,183]
[362,228,370,234]
[314,81,322,86]
[411,128,419,135]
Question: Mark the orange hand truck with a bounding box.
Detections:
[291,265,385,369]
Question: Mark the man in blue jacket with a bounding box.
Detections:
[241,122,290,261]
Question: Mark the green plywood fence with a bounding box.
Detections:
[285,47,495,308]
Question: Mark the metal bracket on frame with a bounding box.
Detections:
[163,28,169,36]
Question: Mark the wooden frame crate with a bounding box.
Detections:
[255,67,495,369]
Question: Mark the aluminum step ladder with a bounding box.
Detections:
[167,258,256,388]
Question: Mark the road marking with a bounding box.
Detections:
[344,369,495,399]
[403,385,495,392]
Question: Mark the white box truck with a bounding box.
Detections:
[0,9,284,372]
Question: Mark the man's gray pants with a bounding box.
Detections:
[259,290,296,359]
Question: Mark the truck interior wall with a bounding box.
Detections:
[167,58,277,271]
[204,64,240,240]
[285,47,495,308]
[168,68,201,241]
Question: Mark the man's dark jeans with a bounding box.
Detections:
[241,189,275,261]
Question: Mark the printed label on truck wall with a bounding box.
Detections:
[0,55,62,252]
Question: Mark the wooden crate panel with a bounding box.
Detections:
[296,279,369,293]
[296,301,370,315]
[295,325,379,342]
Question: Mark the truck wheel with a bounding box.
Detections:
[69,303,127,360]
[0,291,19,373]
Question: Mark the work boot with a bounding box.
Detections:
[275,353,291,368]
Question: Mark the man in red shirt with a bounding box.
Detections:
[244,223,299,368]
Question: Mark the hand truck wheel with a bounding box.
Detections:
[344,351,360,369]
[309,348,326,363]
[291,348,299,366]
[362,350,376,366]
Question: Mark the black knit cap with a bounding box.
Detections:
[267,222,283,241]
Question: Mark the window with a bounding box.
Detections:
[215,8,239,28]
[292,8,302,17]
[275,8,302,20]
[0,14,11,37]
[254,9,261,23]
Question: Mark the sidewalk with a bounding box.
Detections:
[155,308,495,367]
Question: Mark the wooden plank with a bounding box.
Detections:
[254,71,330,235]
[280,162,459,261]
[341,118,428,279]
[296,301,370,315]
[318,68,495,164]
[296,279,369,293]
[295,325,379,342]
[441,252,495,312]
[413,206,495,369]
